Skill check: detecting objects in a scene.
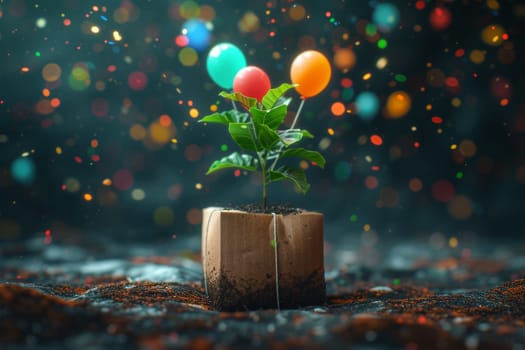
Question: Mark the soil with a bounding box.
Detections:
[207,269,326,311]
[1,238,525,349]
[225,203,303,215]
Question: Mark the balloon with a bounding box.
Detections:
[206,43,247,89]
[355,91,379,121]
[182,19,211,51]
[290,50,331,98]
[372,3,400,33]
[233,66,271,102]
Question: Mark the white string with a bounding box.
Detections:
[290,98,305,129]
[272,212,280,310]
[269,98,307,171]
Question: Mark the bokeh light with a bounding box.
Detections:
[429,6,452,31]
[385,91,411,118]
[181,19,211,51]
[11,157,36,185]
[42,63,62,82]
[355,92,379,121]
[372,3,400,32]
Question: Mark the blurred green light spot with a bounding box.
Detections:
[35,51,41,57]
[365,23,377,36]
[393,278,400,285]
[394,74,407,82]
[350,214,358,222]
[377,38,388,49]
[456,171,464,179]
[341,88,354,101]
[220,144,228,152]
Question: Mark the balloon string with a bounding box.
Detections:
[232,99,238,111]
[290,98,305,129]
[269,98,306,171]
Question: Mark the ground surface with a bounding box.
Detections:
[1,234,524,349]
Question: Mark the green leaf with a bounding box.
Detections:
[228,123,259,151]
[206,152,258,174]
[301,129,314,138]
[199,110,250,125]
[278,129,304,146]
[280,148,326,168]
[262,83,296,109]
[256,123,281,150]
[220,91,258,109]
[268,166,310,193]
[276,97,292,107]
[249,104,287,130]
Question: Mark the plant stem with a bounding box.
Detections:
[245,109,268,210]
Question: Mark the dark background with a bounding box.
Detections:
[1,0,524,244]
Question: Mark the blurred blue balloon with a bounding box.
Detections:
[11,157,35,185]
[372,3,400,32]
[355,92,379,121]
[182,19,211,51]
[206,43,247,89]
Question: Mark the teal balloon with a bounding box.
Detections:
[206,43,247,89]
[11,157,36,185]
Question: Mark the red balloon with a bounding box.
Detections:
[233,66,271,102]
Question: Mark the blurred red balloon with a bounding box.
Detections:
[233,66,271,102]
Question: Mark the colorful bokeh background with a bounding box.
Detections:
[1,0,524,244]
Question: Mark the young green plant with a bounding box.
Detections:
[199,83,326,210]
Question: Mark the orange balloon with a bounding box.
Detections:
[290,50,332,98]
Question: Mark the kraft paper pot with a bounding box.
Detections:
[201,207,326,311]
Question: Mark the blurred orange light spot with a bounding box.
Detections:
[50,98,61,108]
[159,114,172,127]
[189,108,199,118]
[370,134,383,146]
[330,102,346,117]
[83,193,93,201]
[408,178,423,192]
